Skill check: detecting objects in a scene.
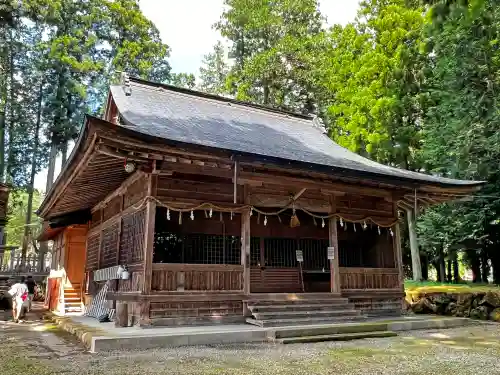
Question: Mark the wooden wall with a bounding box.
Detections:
[85,173,149,295]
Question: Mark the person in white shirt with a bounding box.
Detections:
[8,277,29,323]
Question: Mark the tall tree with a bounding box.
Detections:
[215,0,325,112]
[418,0,500,283]
[199,41,229,95]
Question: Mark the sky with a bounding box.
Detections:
[34,0,359,192]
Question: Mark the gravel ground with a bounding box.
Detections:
[2,308,500,375]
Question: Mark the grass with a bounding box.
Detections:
[404,280,500,301]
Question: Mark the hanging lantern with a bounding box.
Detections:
[166,208,170,221]
[321,218,325,228]
[190,210,194,220]
[290,208,300,228]
[264,216,268,226]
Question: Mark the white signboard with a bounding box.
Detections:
[327,247,335,260]
[296,250,303,262]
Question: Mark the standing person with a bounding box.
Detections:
[8,277,28,323]
[26,276,36,313]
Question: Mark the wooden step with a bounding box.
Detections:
[246,298,349,306]
[246,315,366,328]
[253,309,360,321]
[249,303,350,313]
[276,330,397,344]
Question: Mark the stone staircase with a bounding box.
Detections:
[245,293,364,327]
[63,284,83,314]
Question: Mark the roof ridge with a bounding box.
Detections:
[127,76,315,123]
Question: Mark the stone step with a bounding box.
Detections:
[246,298,349,306]
[245,293,343,301]
[273,322,389,339]
[246,315,366,328]
[249,303,351,313]
[275,330,398,344]
[253,309,360,321]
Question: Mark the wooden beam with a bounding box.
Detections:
[91,170,145,213]
[233,160,238,204]
[160,160,233,179]
[329,196,340,294]
[238,171,393,199]
[140,174,157,325]
[241,185,251,315]
[293,188,307,201]
[393,222,404,293]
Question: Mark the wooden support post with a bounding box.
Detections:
[241,185,251,316]
[329,217,340,294]
[406,208,422,281]
[139,174,157,325]
[393,222,404,291]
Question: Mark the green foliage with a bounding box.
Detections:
[321,0,425,167]
[215,0,324,112]
[5,190,42,248]
[199,41,229,95]
[169,73,196,89]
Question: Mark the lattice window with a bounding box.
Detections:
[119,208,146,264]
[300,238,330,271]
[154,232,241,265]
[264,238,297,268]
[86,234,100,271]
[100,223,119,268]
[250,237,261,266]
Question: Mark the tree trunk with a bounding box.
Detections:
[446,259,452,282]
[406,209,422,281]
[45,138,58,193]
[491,250,500,284]
[452,251,460,283]
[481,250,489,283]
[438,245,446,282]
[21,82,43,266]
[60,141,67,167]
[0,111,5,182]
[5,30,14,183]
[421,253,428,280]
[470,251,481,283]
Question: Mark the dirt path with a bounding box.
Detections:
[2,306,500,375]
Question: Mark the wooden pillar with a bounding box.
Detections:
[241,209,251,295]
[406,208,422,281]
[329,217,340,294]
[393,222,404,291]
[139,174,157,325]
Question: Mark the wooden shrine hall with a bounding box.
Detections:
[37,75,483,327]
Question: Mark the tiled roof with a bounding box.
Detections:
[110,78,482,187]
